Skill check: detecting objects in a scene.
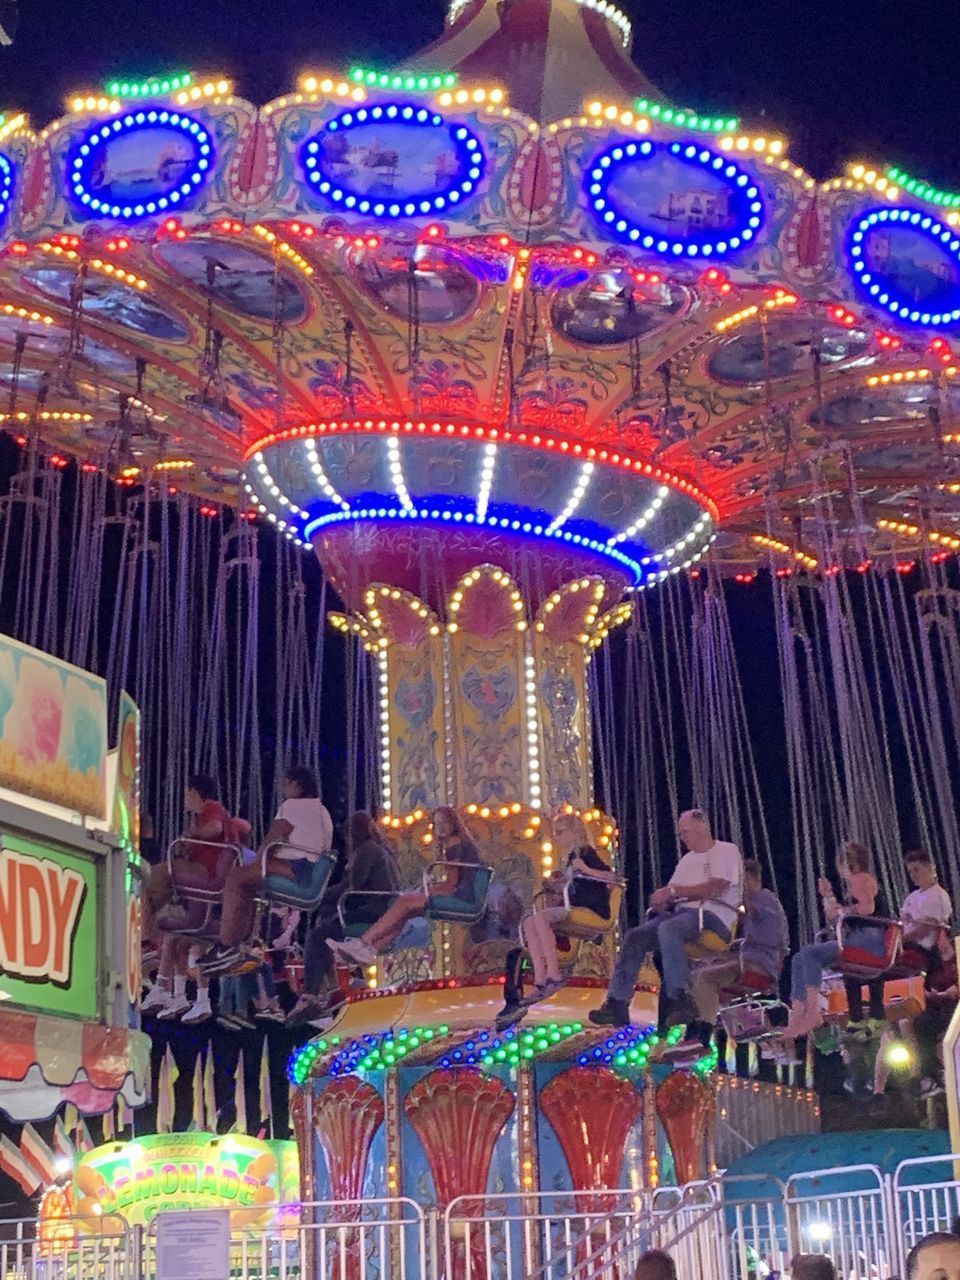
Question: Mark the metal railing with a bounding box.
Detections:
[893,1153,960,1260]
[8,1158,960,1280]
[444,1189,648,1280]
[1,1199,425,1280]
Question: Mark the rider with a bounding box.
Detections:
[200,765,332,975]
[329,806,481,966]
[285,812,400,1027]
[590,809,742,1029]
[783,841,881,1041]
[686,858,788,1044]
[520,811,618,1006]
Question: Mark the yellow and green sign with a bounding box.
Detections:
[0,832,98,1018]
[74,1133,300,1230]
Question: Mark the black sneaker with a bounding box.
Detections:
[688,1019,713,1049]
[199,943,241,976]
[588,998,631,1027]
[664,992,700,1028]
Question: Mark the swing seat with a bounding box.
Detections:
[424,862,493,924]
[155,839,242,937]
[717,965,784,1041]
[720,966,779,1000]
[260,846,334,912]
[685,906,739,961]
[831,916,904,980]
[336,892,430,948]
[555,878,624,941]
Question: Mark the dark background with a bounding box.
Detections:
[4,0,960,187]
[1,0,957,1218]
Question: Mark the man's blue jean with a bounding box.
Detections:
[608,907,729,1004]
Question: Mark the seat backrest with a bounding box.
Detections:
[468,864,494,908]
[264,855,333,904]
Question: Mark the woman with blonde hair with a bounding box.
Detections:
[520,810,618,1005]
[784,840,884,1039]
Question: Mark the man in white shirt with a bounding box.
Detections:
[901,849,952,951]
[200,765,333,973]
[845,847,953,1027]
[590,809,743,1029]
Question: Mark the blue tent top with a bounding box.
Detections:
[724,1129,952,1201]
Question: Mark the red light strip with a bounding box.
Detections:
[244,419,719,521]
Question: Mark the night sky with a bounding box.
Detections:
[3,0,960,187]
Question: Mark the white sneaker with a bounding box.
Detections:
[157,995,192,1020]
[182,1000,213,1024]
[141,984,172,1013]
[329,937,376,965]
[254,998,284,1022]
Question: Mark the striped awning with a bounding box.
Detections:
[0,1008,150,1122]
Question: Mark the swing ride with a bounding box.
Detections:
[0,0,959,1250]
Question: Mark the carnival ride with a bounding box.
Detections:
[1,0,959,1239]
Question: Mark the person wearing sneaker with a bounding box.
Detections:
[287,812,400,1028]
[217,971,256,1029]
[906,925,957,1100]
[590,809,742,1029]
[141,938,212,1023]
[520,812,617,1008]
[782,841,883,1043]
[252,962,285,1021]
[202,765,333,974]
[688,858,788,1044]
[143,775,243,940]
[846,849,952,1033]
[329,806,481,968]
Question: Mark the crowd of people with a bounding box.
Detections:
[138,778,956,1099]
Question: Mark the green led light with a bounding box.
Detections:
[348,67,457,93]
[636,98,739,135]
[106,73,193,99]
[886,167,960,209]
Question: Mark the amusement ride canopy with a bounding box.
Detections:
[0,0,955,584]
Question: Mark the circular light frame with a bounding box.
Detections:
[302,103,486,219]
[69,109,214,221]
[848,205,960,328]
[585,138,765,258]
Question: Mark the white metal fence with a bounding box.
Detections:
[3,1158,959,1280]
[0,1198,425,1280]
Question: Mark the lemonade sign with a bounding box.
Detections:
[74,1133,299,1230]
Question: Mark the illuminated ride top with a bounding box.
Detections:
[0,0,956,590]
[0,0,946,1205]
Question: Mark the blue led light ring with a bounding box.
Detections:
[848,206,960,328]
[302,103,486,219]
[585,138,765,258]
[0,153,14,229]
[70,109,214,221]
[301,503,647,584]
